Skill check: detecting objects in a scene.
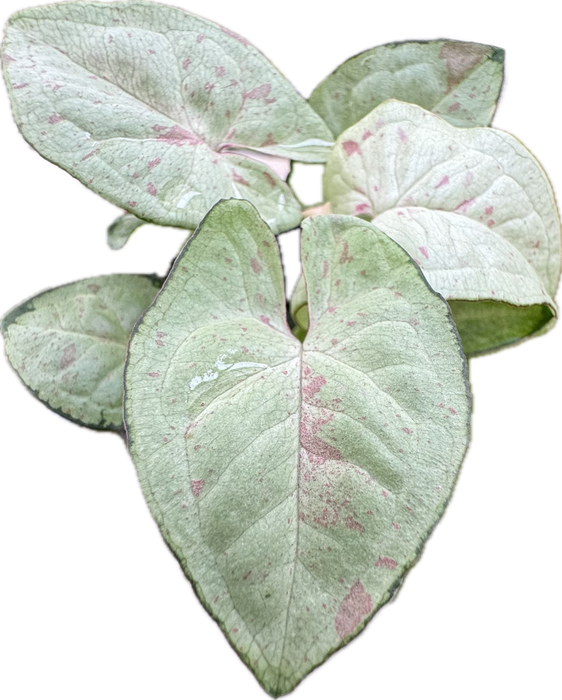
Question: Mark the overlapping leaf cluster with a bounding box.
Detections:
[1,2,560,697]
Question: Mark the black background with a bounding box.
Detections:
[0,2,562,700]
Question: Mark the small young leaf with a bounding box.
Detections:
[108,213,145,250]
[125,199,470,696]
[324,100,561,353]
[289,273,309,331]
[2,274,161,431]
[309,40,504,137]
[2,1,333,233]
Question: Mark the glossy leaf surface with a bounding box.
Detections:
[125,199,470,696]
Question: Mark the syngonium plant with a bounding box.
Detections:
[0,1,560,696]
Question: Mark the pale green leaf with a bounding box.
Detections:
[324,100,561,353]
[108,212,145,250]
[125,199,470,696]
[2,274,160,430]
[374,207,554,306]
[2,1,333,233]
[310,40,504,137]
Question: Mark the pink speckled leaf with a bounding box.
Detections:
[310,39,504,138]
[125,200,470,696]
[324,100,561,354]
[2,1,333,234]
[2,274,161,430]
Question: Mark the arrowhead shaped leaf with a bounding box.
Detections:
[2,1,333,234]
[125,199,470,696]
[2,274,161,430]
[309,40,504,138]
[324,100,561,354]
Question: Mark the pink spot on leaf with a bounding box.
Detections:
[60,344,76,369]
[250,258,262,275]
[375,556,397,570]
[153,125,200,146]
[335,581,372,640]
[448,102,461,113]
[303,375,326,399]
[48,114,64,124]
[345,517,365,533]
[456,197,476,213]
[339,241,353,264]
[300,420,342,466]
[243,84,271,100]
[147,182,158,196]
[354,203,370,214]
[232,170,250,187]
[419,246,429,259]
[190,480,205,497]
[260,134,277,148]
[342,140,361,156]
[435,175,449,189]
